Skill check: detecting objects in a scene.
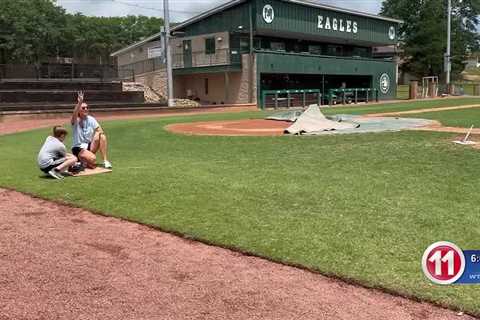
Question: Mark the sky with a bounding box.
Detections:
[56,0,383,22]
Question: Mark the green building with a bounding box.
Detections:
[111,0,402,107]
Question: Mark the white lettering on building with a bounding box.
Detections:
[318,15,358,34]
[318,15,324,29]
[325,16,331,30]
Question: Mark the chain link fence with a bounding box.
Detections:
[396,82,480,100]
[0,63,117,81]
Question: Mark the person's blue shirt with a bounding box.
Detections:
[72,115,99,149]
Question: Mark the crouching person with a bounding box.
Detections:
[37,126,78,180]
[71,91,112,169]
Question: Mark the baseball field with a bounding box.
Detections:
[2,97,480,315]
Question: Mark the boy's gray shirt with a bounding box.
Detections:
[37,136,67,169]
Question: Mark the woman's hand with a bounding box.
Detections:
[77,91,84,104]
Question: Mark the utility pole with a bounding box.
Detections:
[446,0,452,89]
[248,2,254,103]
[164,0,174,106]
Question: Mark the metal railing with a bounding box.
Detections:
[261,89,322,109]
[328,88,379,105]
[173,48,237,69]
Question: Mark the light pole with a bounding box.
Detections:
[446,0,452,89]
[163,0,174,107]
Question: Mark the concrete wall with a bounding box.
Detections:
[183,73,226,103]
[117,40,163,67]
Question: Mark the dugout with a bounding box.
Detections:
[112,0,402,107]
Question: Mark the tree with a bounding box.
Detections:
[0,0,164,65]
[63,14,164,64]
[0,0,67,63]
[381,0,480,80]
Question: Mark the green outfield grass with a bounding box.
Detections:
[2,99,480,314]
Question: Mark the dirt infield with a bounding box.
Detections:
[166,119,290,136]
[368,104,480,117]
[416,123,480,134]
[0,188,473,320]
[165,104,480,137]
[0,105,256,135]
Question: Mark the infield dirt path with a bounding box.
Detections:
[0,189,474,320]
[368,103,480,117]
[0,105,255,135]
[368,104,480,135]
[165,104,480,137]
[0,107,477,319]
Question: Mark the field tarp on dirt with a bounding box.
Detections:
[285,105,358,134]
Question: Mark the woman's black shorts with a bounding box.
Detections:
[72,143,91,157]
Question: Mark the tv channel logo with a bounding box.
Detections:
[422,241,480,284]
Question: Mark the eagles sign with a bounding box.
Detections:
[318,16,358,34]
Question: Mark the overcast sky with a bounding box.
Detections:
[56,0,383,22]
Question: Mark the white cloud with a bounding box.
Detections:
[56,0,382,22]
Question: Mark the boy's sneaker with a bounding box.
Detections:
[61,171,73,177]
[103,160,112,169]
[48,169,64,180]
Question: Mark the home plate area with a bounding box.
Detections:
[73,167,112,177]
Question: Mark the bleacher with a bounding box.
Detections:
[0,79,165,114]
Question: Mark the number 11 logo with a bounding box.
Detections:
[422,241,465,285]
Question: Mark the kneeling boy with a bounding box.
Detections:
[37,126,77,179]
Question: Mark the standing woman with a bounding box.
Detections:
[71,91,112,169]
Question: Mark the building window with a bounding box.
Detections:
[270,41,286,51]
[326,45,343,56]
[308,45,322,55]
[205,78,209,95]
[205,38,216,54]
[353,47,369,58]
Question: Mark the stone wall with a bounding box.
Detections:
[135,69,168,98]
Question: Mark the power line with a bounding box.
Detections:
[108,0,202,14]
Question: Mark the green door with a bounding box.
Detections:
[183,40,192,68]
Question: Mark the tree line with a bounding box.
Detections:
[1,0,479,79]
[381,0,480,80]
[0,0,163,65]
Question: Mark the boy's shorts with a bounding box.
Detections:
[40,157,66,173]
